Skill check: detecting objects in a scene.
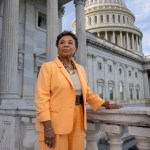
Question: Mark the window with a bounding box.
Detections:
[135,72,138,78]
[123,16,125,23]
[127,17,129,24]
[108,81,114,101]
[107,15,109,22]
[112,15,115,23]
[130,88,133,100]
[118,15,120,23]
[94,16,97,24]
[129,71,131,76]
[89,17,92,25]
[109,86,113,100]
[97,79,104,99]
[100,15,103,23]
[136,89,139,100]
[37,11,46,30]
[98,85,103,98]
[119,82,124,100]
[108,65,112,72]
[97,62,102,70]
[119,68,122,75]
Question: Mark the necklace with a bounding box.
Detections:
[65,66,76,75]
[58,57,76,75]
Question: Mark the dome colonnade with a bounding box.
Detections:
[85,0,143,55]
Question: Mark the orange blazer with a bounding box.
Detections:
[35,57,104,134]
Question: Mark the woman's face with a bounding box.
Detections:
[57,35,76,58]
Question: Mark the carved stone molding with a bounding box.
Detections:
[58,5,65,18]
[18,49,24,71]
[74,0,86,6]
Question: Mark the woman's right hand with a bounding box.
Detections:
[43,120,56,148]
[44,127,56,148]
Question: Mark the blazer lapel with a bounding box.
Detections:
[54,58,74,89]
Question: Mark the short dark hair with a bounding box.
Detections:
[56,31,78,49]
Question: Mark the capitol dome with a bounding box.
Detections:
[84,0,143,55]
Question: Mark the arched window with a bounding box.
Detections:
[107,15,109,22]
[127,17,129,24]
[97,79,104,98]
[135,72,138,78]
[89,17,92,25]
[119,68,122,74]
[136,89,139,100]
[123,16,125,23]
[108,81,114,100]
[112,14,115,23]
[94,16,97,24]
[100,15,103,23]
[119,82,124,100]
[129,84,134,100]
[118,15,120,23]
[135,84,140,100]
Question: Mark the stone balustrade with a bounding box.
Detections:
[0,105,150,150]
[0,105,37,150]
[86,106,150,150]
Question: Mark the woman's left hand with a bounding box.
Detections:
[108,103,123,109]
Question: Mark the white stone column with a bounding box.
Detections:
[128,126,150,150]
[112,31,115,43]
[104,58,109,100]
[123,65,127,102]
[74,0,87,68]
[93,55,97,92]
[126,32,130,50]
[85,121,100,150]
[139,37,143,52]
[0,0,19,99]
[132,34,135,51]
[143,71,150,100]
[46,0,59,61]
[139,70,145,102]
[97,32,100,37]
[97,14,100,24]
[136,35,139,51]
[114,61,118,103]
[105,31,108,40]
[58,6,65,33]
[120,31,123,47]
[101,124,125,150]
[87,54,94,91]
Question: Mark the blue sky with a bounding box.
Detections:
[62,0,150,56]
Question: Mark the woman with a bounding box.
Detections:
[35,31,121,150]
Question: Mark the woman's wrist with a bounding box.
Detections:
[43,120,52,130]
[44,126,53,132]
[102,101,109,109]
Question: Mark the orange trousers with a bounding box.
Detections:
[38,105,84,150]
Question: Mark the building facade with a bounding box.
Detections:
[83,0,150,105]
[0,0,150,150]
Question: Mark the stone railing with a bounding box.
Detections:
[0,105,37,150]
[0,105,150,150]
[86,106,150,150]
